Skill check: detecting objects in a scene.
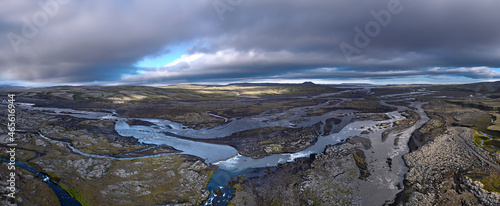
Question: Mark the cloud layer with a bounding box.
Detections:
[1,0,500,85]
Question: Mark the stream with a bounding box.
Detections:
[1,158,82,206]
[357,101,429,205]
[14,88,430,205]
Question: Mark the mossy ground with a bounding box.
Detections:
[6,82,500,205]
[205,123,321,158]
[479,174,500,193]
[340,99,396,113]
[0,110,214,206]
[13,84,343,102]
[472,131,500,153]
[467,169,500,193]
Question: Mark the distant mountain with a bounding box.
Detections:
[228,81,320,86]
[301,81,316,86]
[461,81,500,93]
[228,83,295,86]
[0,85,27,90]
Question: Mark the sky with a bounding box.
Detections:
[1,0,500,87]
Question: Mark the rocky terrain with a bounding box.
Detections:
[2,83,500,206]
[229,142,363,206]
[0,104,215,206]
[396,127,500,205]
[393,85,500,206]
[197,122,323,159]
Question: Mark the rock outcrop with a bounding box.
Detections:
[230,143,362,206]
[395,127,500,205]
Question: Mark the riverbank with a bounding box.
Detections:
[2,83,499,205]
[393,97,500,205]
[0,103,216,206]
[227,101,428,205]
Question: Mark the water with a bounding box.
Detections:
[19,94,357,139]
[114,120,240,163]
[202,169,236,206]
[1,158,82,206]
[478,131,500,150]
[357,101,430,205]
[202,168,274,206]
[14,89,428,205]
[38,131,175,161]
[18,98,370,166]
[213,114,402,170]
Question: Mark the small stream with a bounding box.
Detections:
[1,158,82,206]
[478,131,500,150]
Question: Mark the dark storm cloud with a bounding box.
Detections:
[0,0,217,83]
[202,0,500,70]
[1,0,499,85]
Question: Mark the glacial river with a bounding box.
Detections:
[16,89,429,206]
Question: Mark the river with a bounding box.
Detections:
[15,89,429,205]
[1,158,82,206]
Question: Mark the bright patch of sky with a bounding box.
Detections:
[134,43,190,71]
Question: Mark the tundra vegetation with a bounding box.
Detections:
[1,82,500,205]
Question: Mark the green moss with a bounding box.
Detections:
[473,130,500,153]
[233,183,242,191]
[473,131,488,142]
[472,135,485,147]
[468,174,500,193]
[352,153,366,166]
[270,199,281,206]
[480,175,500,193]
[45,171,62,179]
[60,183,88,206]
[483,139,500,148]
